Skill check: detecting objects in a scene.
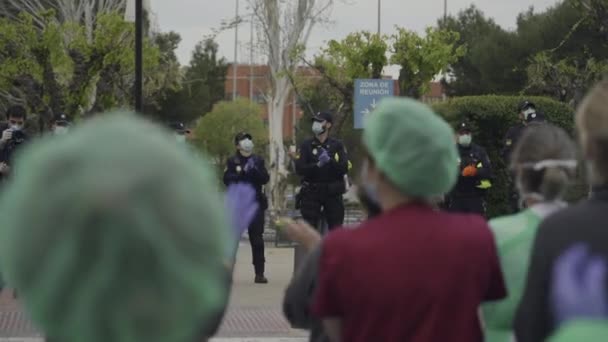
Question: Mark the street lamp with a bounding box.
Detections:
[125,0,144,113]
[233,0,239,101]
[377,0,381,35]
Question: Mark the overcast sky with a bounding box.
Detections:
[149,0,560,67]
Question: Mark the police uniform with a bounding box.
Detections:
[223,132,270,282]
[502,101,546,212]
[447,122,493,216]
[295,112,349,232]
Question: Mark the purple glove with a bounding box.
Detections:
[225,184,259,243]
[551,243,608,326]
[318,149,331,167]
[244,158,256,172]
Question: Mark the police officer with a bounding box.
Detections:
[502,101,546,212]
[294,112,349,232]
[223,132,270,284]
[51,113,71,135]
[446,121,493,216]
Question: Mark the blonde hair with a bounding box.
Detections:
[576,80,608,183]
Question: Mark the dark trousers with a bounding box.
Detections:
[448,196,486,216]
[300,194,345,232]
[248,209,266,275]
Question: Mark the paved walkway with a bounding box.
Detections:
[0,244,309,341]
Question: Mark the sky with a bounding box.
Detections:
[150,0,561,67]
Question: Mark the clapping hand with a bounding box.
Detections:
[317,149,331,167]
[551,244,608,326]
[244,158,256,172]
[225,184,259,243]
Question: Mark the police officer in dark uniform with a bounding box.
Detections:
[50,113,71,135]
[295,112,349,232]
[446,121,493,216]
[502,101,546,212]
[223,132,270,284]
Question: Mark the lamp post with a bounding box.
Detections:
[444,0,447,22]
[377,0,381,35]
[233,0,239,101]
[125,0,144,112]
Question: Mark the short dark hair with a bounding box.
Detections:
[6,105,27,120]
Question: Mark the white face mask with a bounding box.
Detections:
[54,126,69,135]
[312,121,325,135]
[10,124,22,131]
[523,108,537,121]
[457,134,472,146]
[239,139,254,153]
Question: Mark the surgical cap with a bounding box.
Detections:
[363,97,458,198]
[0,113,230,342]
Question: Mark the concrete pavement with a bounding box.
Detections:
[0,243,309,341]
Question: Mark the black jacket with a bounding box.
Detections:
[449,143,492,198]
[501,123,525,164]
[295,137,348,184]
[223,152,270,209]
[514,187,608,342]
[283,244,329,342]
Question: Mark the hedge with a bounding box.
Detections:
[432,95,586,218]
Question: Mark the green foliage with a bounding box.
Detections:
[155,38,227,124]
[439,1,608,101]
[194,99,267,168]
[432,95,583,218]
[0,11,170,127]
[391,27,466,98]
[316,31,389,82]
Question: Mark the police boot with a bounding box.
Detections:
[254,264,268,284]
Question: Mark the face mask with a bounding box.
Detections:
[359,159,381,208]
[175,134,186,143]
[312,121,325,135]
[10,124,22,131]
[457,134,472,146]
[523,108,537,121]
[239,139,254,153]
[54,126,68,135]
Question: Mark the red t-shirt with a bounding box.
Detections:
[312,203,506,342]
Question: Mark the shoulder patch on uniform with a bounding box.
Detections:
[506,139,512,146]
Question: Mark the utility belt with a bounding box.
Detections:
[295,180,345,210]
[301,180,346,196]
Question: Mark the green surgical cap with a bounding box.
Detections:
[363,97,458,198]
[0,113,230,342]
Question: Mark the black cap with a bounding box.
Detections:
[312,112,333,124]
[234,131,253,145]
[169,122,186,133]
[518,100,536,112]
[457,121,472,133]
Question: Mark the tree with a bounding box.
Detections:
[391,27,465,99]
[0,0,128,42]
[153,38,227,124]
[194,99,268,169]
[248,0,336,210]
[0,12,161,127]
[304,31,388,134]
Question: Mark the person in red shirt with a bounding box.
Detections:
[312,98,507,342]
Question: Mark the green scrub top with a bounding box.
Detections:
[481,208,543,342]
[549,320,608,342]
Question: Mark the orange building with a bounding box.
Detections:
[224,64,447,137]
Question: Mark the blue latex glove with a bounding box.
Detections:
[551,243,608,326]
[318,149,331,167]
[224,183,259,247]
[244,158,256,173]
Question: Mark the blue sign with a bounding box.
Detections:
[354,79,395,129]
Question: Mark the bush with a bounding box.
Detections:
[432,95,584,218]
